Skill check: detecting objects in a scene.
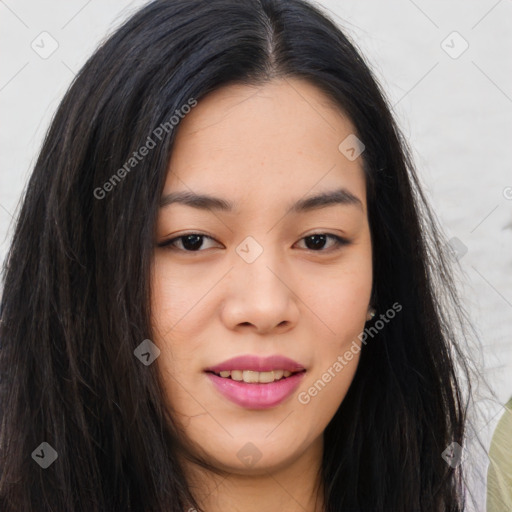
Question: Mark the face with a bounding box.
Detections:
[150,77,372,474]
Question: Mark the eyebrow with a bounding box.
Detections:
[159,187,363,213]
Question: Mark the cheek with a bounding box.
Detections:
[150,256,211,345]
[296,279,369,428]
[295,251,372,417]
[149,260,206,397]
[150,295,209,421]
[298,245,373,340]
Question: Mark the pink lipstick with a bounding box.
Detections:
[205,355,306,409]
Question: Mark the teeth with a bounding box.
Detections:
[214,369,297,383]
[231,370,243,381]
[241,370,259,383]
[257,371,275,383]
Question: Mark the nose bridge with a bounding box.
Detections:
[229,232,298,320]
[234,234,285,293]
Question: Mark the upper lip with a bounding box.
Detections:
[205,355,306,373]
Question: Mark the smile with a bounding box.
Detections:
[205,354,307,409]
[209,369,302,383]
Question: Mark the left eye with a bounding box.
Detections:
[296,233,349,251]
[158,233,350,253]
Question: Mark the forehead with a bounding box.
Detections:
[164,78,367,213]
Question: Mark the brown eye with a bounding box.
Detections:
[296,233,350,252]
[158,233,220,252]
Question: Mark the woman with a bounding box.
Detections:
[0,0,478,510]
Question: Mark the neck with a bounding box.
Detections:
[183,435,325,512]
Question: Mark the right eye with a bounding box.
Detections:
[158,233,222,252]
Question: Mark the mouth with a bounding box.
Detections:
[204,355,307,409]
[204,354,307,409]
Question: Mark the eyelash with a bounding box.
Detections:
[158,232,350,254]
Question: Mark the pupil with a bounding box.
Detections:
[305,234,326,250]
[182,235,203,251]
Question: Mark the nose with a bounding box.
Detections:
[220,243,300,334]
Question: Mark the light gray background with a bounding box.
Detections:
[1,1,511,508]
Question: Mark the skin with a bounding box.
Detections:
[150,77,373,512]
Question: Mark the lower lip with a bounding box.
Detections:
[206,372,305,409]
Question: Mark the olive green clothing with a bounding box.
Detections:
[487,396,512,512]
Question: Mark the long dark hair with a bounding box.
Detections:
[0,0,478,510]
